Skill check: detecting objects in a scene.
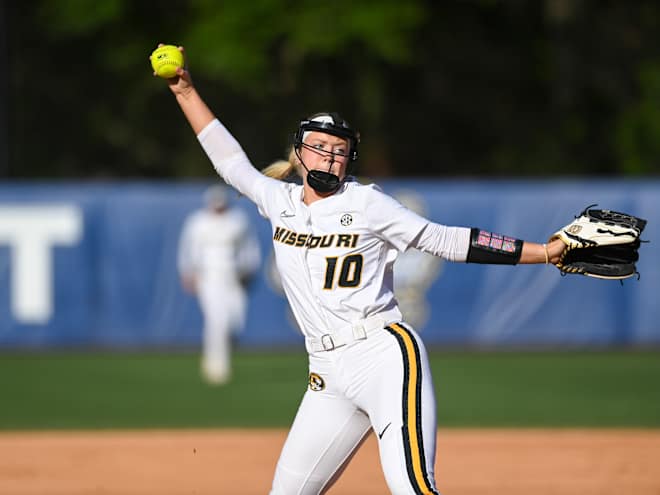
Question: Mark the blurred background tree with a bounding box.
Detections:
[3,0,660,179]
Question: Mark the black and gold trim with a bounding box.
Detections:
[385,323,438,495]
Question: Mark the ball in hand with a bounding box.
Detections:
[150,45,184,79]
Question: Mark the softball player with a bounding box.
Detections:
[177,184,261,384]
[160,46,565,494]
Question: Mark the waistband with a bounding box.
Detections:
[305,315,391,353]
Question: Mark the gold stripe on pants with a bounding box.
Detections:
[386,323,438,495]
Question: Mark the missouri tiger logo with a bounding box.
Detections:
[308,372,325,391]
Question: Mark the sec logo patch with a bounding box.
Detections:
[340,214,353,226]
[309,372,325,391]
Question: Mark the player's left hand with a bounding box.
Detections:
[546,238,565,265]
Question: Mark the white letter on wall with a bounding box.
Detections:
[0,205,83,324]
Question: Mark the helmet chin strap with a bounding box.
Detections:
[296,149,342,194]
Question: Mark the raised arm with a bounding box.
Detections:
[154,46,215,134]
[154,44,275,212]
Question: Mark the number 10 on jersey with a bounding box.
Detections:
[323,254,364,289]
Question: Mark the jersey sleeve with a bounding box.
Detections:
[197,119,279,219]
[363,185,471,260]
[362,185,431,252]
[412,222,471,262]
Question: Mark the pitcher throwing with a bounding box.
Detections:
[157,44,568,494]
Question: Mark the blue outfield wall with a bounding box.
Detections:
[0,179,656,350]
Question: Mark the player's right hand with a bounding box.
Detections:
[152,44,194,96]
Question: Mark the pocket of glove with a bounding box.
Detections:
[586,209,647,233]
[561,242,640,266]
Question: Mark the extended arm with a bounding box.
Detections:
[367,188,563,266]
[158,46,272,208]
[163,48,215,134]
[414,223,564,265]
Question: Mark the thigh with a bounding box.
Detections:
[270,378,371,495]
[359,323,440,494]
[198,285,229,326]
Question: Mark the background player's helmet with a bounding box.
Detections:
[203,184,229,211]
[293,112,360,162]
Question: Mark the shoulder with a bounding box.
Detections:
[184,209,208,224]
[262,178,302,207]
[180,210,208,237]
[344,177,385,193]
[226,207,250,224]
[343,178,392,205]
[282,180,303,197]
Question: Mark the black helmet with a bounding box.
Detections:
[293,112,360,162]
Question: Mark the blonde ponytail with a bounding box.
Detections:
[262,160,295,180]
[261,148,301,180]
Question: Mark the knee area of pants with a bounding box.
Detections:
[270,464,325,495]
[384,470,438,495]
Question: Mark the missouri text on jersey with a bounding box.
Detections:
[273,227,359,249]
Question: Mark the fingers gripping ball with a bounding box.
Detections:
[150,45,184,79]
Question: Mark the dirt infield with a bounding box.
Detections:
[0,429,658,494]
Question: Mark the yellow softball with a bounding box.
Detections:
[150,45,184,79]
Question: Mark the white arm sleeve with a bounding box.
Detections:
[362,184,470,261]
[412,223,471,262]
[197,119,273,212]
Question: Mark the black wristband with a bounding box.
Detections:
[466,227,523,265]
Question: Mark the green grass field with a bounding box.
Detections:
[0,350,658,429]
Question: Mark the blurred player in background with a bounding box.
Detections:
[177,184,261,385]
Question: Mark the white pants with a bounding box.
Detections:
[270,323,440,495]
[197,279,247,381]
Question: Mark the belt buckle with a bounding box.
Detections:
[321,334,335,351]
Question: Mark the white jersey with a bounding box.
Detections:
[177,207,260,287]
[198,119,470,342]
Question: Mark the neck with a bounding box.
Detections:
[302,183,335,205]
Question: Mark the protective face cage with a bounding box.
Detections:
[293,112,360,162]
